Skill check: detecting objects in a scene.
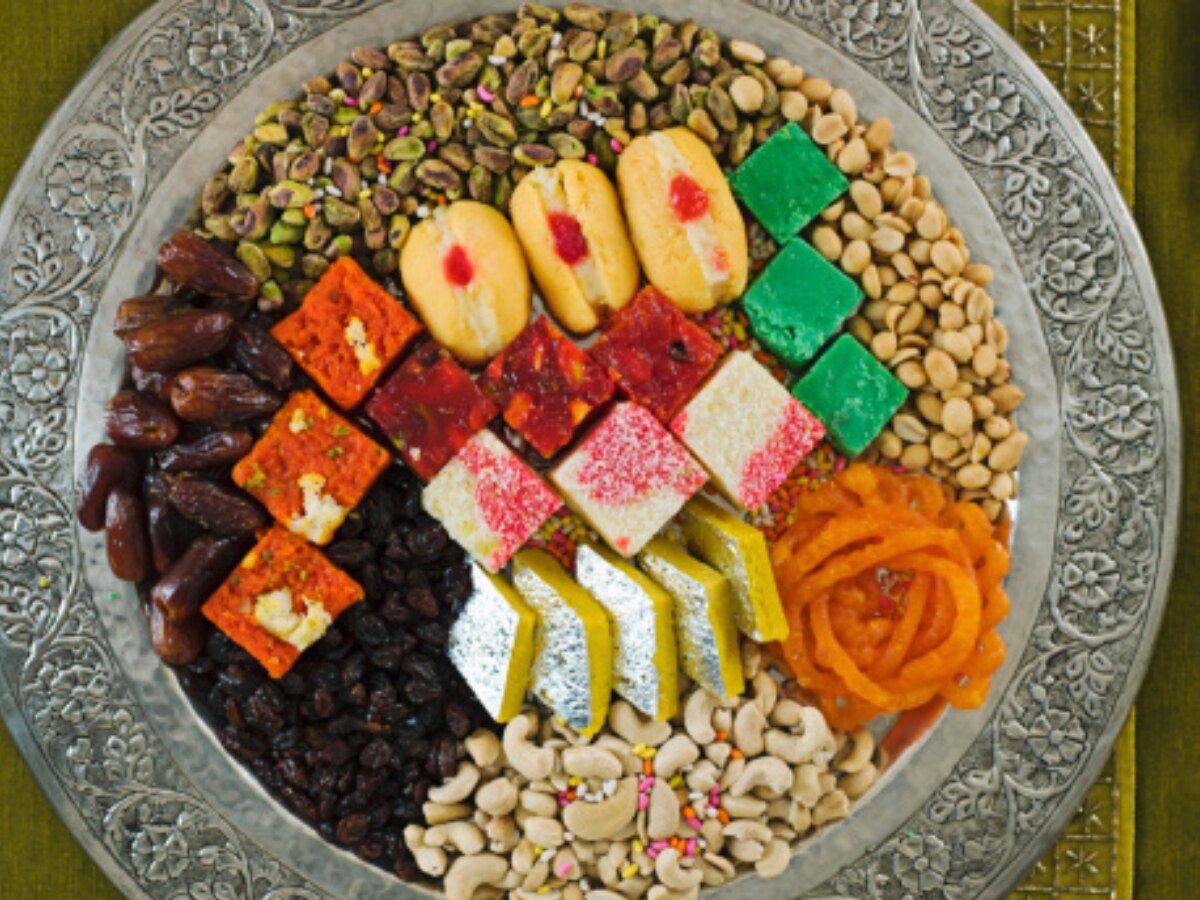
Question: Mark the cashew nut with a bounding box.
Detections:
[609,700,672,747]
[597,857,619,888]
[504,713,555,781]
[485,814,517,848]
[771,822,797,841]
[720,793,767,819]
[563,885,584,900]
[403,824,426,853]
[427,821,486,855]
[616,876,652,899]
[729,756,792,798]
[653,734,700,779]
[723,820,773,843]
[684,760,720,794]
[512,840,538,875]
[812,789,850,826]
[704,741,732,768]
[788,800,813,834]
[429,762,481,805]
[594,734,640,775]
[563,777,640,841]
[702,852,736,885]
[524,816,565,848]
[740,640,762,678]
[648,885,699,900]
[647,777,681,840]
[840,763,879,799]
[445,853,508,900]
[718,756,746,791]
[519,788,559,818]
[700,817,725,853]
[764,798,791,821]
[835,727,876,774]
[712,707,734,734]
[728,839,765,863]
[521,859,550,892]
[551,846,579,881]
[683,690,718,744]
[562,746,623,781]
[424,801,472,825]
[765,722,836,766]
[654,848,703,892]
[587,892,626,900]
[790,764,823,807]
[769,698,805,729]
[751,670,778,718]
[755,838,792,879]
[465,729,503,768]
[733,701,768,756]
[414,845,448,876]
[476,777,519,816]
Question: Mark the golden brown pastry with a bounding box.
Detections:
[617,128,749,313]
[400,201,532,366]
[511,160,641,334]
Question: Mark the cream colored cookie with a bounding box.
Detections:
[511,160,641,334]
[400,200,532,365]
[617,128,749,313]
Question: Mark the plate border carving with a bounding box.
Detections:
[0,1,1179,898]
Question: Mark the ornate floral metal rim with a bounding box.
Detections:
[0,0,1179,898]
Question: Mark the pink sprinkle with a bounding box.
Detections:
[587,153,599,165]
[651,841,669,852]
[558,795,570,807]
[687,817,703,830]
[637,794,650,810]
[397,126,410,137]
[893,465,906,474]
[344,96,359,108]
[646,848,659,860]
[610,138,623,153]
[557,861,573,877]
[709,786,720,800]
[427,140,438,153]
[685,839,698,857]
[477,85,495,103]
[835,457,847,473]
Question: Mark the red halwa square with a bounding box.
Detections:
[590,286,724,422]
[479,316,615,458]
[271,257,421,409]
[202,526,363,678]
[365,341,498,481]
[232,390,390,545]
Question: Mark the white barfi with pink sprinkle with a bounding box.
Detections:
[551,403,707,557]
[670,351,824,511]
[423,429,562,572]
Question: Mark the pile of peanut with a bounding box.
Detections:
[406,642,879,899]
[764,70,1026,520]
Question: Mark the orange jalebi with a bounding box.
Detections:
[772,463,1011,730]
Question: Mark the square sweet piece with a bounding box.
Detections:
[271,257,422,409]
[202,526,364,678]
[479,316,615,458]
[365,341,498,481]
[791,334,908,456]
[233,390,390,545]
[550,402,707,557]
[671,352,824,511]
[730,122,849,243]
[447,563,538,723]
[589,286,724,422]
[743,239,863,369]
[422,429,562,572]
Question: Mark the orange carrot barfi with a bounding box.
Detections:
[233,390,390,545]
[271,257,422,409]
[202,526,364,678]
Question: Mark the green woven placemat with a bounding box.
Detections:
[0,2,1143,898]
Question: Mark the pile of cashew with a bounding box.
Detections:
[408,641,880,900]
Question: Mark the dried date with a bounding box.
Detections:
[170,368,283,425]
[168,474,268,536]
[159,429,254,473]
[226,322,294,391]
[106,487,151,582]
[130,365,175,403]
[112,294,188,338]
[77,444,139,532]
[147,601,210,665]
[153,534,249,620]
[105,390,181,449]
[147,494,182,576]
[158,230,258,300]
[126,309,235,372]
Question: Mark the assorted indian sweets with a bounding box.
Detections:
[75,5,1026,896]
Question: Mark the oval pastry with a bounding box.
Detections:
[511,160,641,334]
[400,200,532,366]
[617,128,749,313]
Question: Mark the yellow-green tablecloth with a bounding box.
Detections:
[2,1,1197,897]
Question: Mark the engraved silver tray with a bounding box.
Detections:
[0,1,1180,897]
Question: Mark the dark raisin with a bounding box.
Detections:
[406,525,447,560]
[351,612,389,647]
[326,538,373,570]
[336,812,370,845]
[444,702,473,739]
[405,586,439,619]
[360,739,393,770]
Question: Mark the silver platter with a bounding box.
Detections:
[0,1,1180,897]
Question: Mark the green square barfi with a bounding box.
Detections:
[730,122,849,242]
[791,335,908,457]
[742,239,863,369]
